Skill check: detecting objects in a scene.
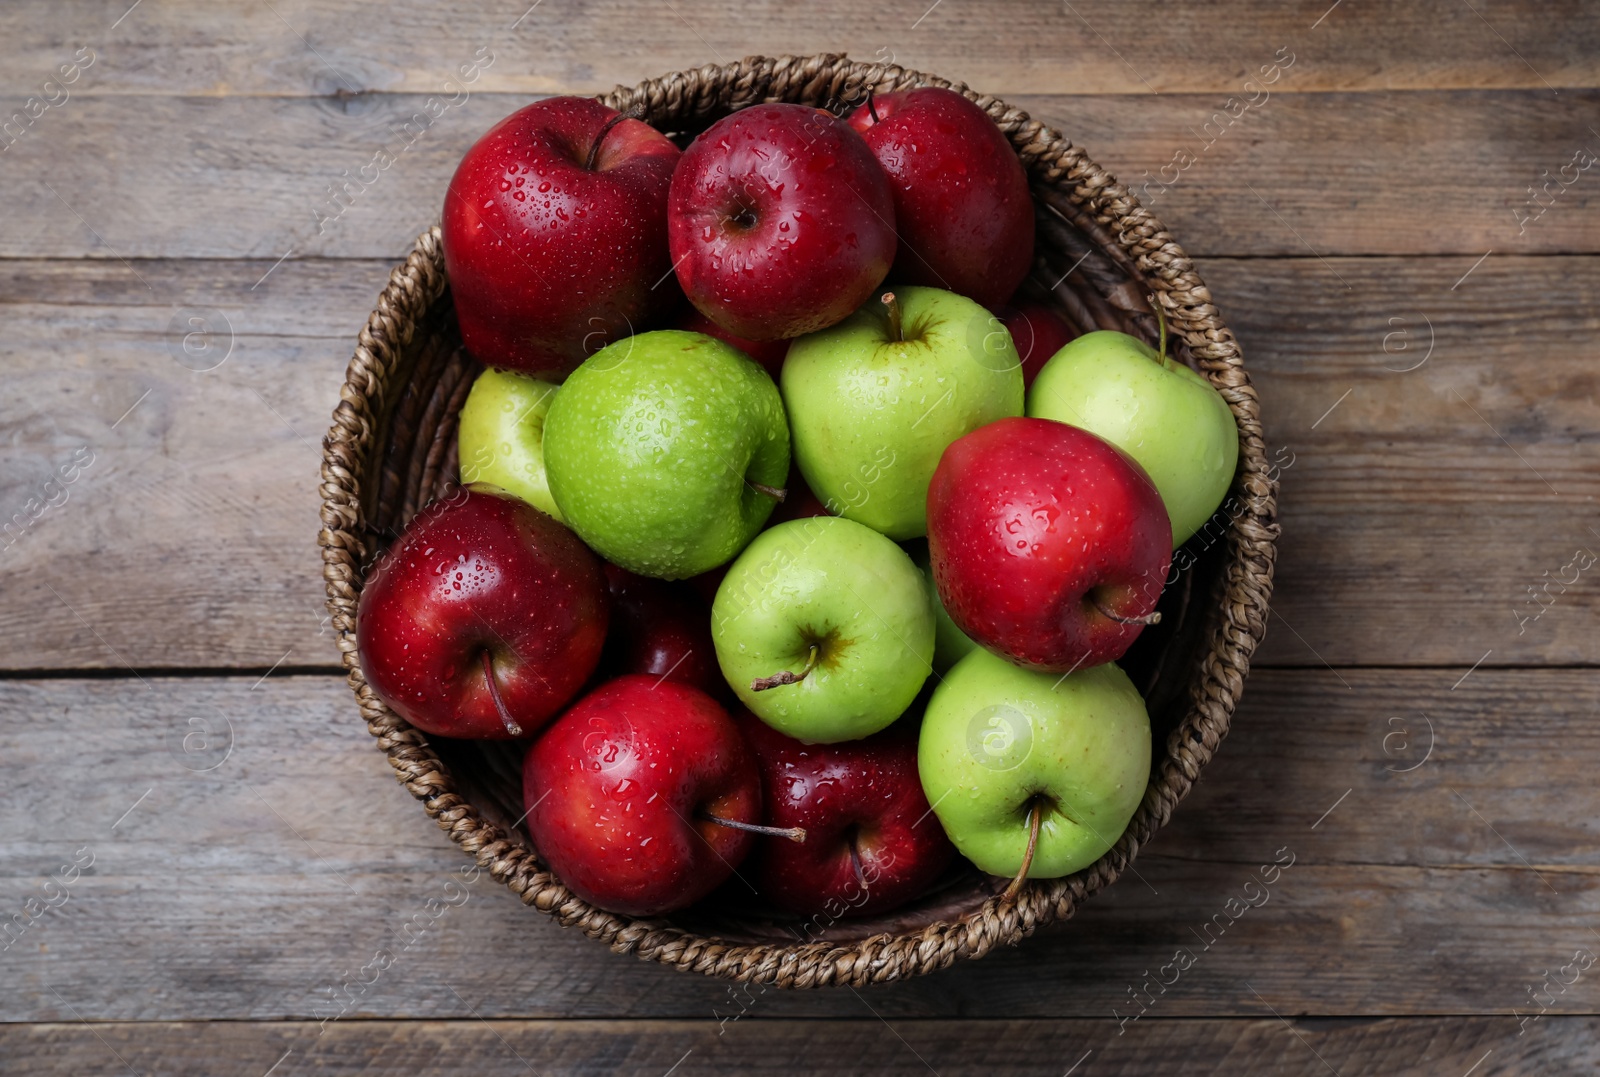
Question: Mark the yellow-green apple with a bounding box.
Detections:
[543,330,789,579]
[927,417,1171,672]
[846,87,1034,308]
[918,647,1150,884]
[355,485,608,739]
[668,103,896,341]
[711,517,934,743]
[782,287,1023,540]
[442,96,681,378]
[1028,315,1238,547]
[457,367,562,521]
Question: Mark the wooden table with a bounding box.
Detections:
[2,2,1596,1072]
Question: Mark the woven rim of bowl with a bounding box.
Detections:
[318,53,1279,988]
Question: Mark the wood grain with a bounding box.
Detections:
[2,671,1595,1022]
[2,0,1596,98]
[3,1016,1595,1076]
[3,0,1595,1065]
[3,91,1598,260]
[1,254,1594,671]
[1205,253,1600,668]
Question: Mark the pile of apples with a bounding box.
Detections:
[355,88,1240,920]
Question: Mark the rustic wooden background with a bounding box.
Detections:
[2,1,1598,1073]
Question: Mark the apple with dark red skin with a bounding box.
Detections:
[996,302,1076,387]
[600,563,722,696]
[766,463,832,527]
[669,102,897,341]
[847,87,1034,309]
[442,96,681,379]
[740,715,955,918]
[522,676,779,916]
[673,306,789,379]
[686,564,730,611]
[356,485,608,739]
[927,417,1172,672]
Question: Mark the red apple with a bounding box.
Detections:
[442,96,681,379]
[686,563,731,610]
[668,103,897,341]
[355,485,608,739]
[673,306,789,379]
[600,563,722,696]
[740,715,955,918]
[927,417,1172,672]
[847,87,1034,309]
[522,676,768,916]
[765,463,832,527]
[996,302,1076,387]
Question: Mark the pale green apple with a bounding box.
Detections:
[457,368,563,522]
[1028,329,1238,547]
[782,286,1023,539]
[543,330,789,579]
[918,647,1150,879]
[712,516,934,743]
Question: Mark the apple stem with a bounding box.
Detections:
[584,112,632,171]
[1146,292,1170,368]
[881,292,904,343]
[700,812,807,843]
[479,650,525,737]
[1001,801,1044,903]
[1092,598,1162,627]
[750,643,820,692]
[848,833,869,890]
[866,90,881,124]
[750,482,788,503]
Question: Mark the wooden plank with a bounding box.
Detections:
[2,670,1597,1022]
[1160,667,1600,867]
[1,254,1594,671]
[1205,253,1600,668]
[0,256,389,674]
[2,90,1598,260]
[2,1016,1595,1076]
[2,0,1591,1065]
[2,0,1595,98]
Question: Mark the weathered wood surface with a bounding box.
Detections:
[2,671,1595,1023]
[2,91,1599,260]
[1,254,1594,671]
[4,1016,1596,1076]
[3,0,1598,1067]
[3,0,1596,97]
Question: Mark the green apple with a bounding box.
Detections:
[782,286,1023,540]
[543,330,789,579]
[1027,322,1238,547]
[457,368,564,521]
[906,539,978,673]
[712,516,934,743]
[918,647,1150,880]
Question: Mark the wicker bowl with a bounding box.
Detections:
[319,53,1278,987]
